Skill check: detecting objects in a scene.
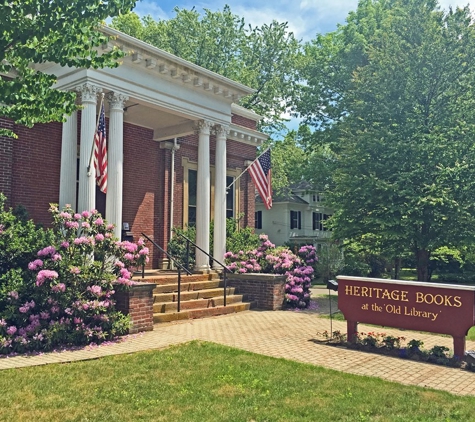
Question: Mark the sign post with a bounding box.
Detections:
[337,276,475,358]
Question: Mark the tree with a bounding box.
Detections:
[0,0,137,138]
[267,131,308,195]
[111,6,301,134]
[298,0,475,281]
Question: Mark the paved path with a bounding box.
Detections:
[1,302,475,397]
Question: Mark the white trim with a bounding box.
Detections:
[336,275,475,291]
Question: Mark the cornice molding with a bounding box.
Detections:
[101,26,254,103]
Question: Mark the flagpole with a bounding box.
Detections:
[226,147,270,190]
[87,93,105,177]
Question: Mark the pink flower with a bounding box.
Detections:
[8,291,19,300]
[81,222,91,229]
[124,253,134,261]
[95,233,105,242]
[37,246,56,257]
[74,236,90,245]
[52,253,62,262]
[51,283,66,293]
[94,218,104,226]
[36,270,59,286]
[65,221,79,229]
[139,247,149,256]
[70,266,81,274]
[88,285,102,296]
[74,213,82,220]
[28,259,43,270]
[6,326,17,335]
[114,260,125,268]
[81,211,91,218]
[120,268,131,279]
[61,241,70,248]
[137,238,144,246]
[59,212,72,219]
[106,224,115,230]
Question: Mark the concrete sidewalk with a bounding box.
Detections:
[1,307,475,397]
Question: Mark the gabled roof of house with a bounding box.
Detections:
[256,190,308,205]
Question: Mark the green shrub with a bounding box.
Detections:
[0,194,52,277]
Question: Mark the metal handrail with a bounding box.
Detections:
[141,233,192,313]
[174,231,230,307]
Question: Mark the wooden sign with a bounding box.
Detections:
[336,276,475,358]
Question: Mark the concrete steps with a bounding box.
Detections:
[136,271,254,323]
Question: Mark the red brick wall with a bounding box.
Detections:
[227,274,286,310]
[0,119,15,207]
[1,112,258,267]
[231,113,258,130]
[0,119,62,225]
[114,282,156,333]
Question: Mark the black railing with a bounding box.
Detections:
[174,232,230,307]
[141,233,192,313]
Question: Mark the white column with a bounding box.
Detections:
[77,83,101,213]
[195,120,213,271]
[213,125,229,268]
[106,91,129,239]
[59,110,78,210]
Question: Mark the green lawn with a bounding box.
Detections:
[0,341,474,421]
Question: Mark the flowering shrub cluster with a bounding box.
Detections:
[224,234,318,308]
[0,204,149,354]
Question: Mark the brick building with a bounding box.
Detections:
[0,27,267,270]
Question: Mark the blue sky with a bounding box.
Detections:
[129,0,474,134]
[133,0,474,42]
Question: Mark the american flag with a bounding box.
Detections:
[94,103,107,194]
[248,148,272,210]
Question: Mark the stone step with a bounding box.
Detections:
[154,287,236,303]
[153,301,253,323]
[135,273,219,286]
[153,279,222,294]
[153,294,245,313]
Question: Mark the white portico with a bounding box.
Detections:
[48,27,267,271]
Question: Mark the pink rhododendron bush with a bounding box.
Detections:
[224,234,318,308]
[0,203,149,354]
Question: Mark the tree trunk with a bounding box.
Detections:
[416,249,430,282]
[394,257,401,280]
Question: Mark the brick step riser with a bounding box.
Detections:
[153,294,245,313]
[153,302,253,323]
[154,287,236,303]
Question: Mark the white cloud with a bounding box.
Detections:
[133,0,475,42]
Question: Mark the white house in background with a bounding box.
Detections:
[254,181,333,249]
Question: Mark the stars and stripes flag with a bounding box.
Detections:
[94,102,108,194]
[248,148,272,210]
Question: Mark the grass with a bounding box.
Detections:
[1,341,475,421]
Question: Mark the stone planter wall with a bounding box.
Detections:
[114,282,156,334]
[226,273,286,310]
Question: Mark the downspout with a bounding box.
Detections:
[169,138,179,241]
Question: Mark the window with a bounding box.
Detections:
[313,212,322,231]
[182,157,241,226]
[226,176,234,219]
[313,212,332,231]
[255,210,262,229]
[290,210,301,229]
[188,169,197,226]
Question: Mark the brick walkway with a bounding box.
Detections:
[1,307,475,396]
